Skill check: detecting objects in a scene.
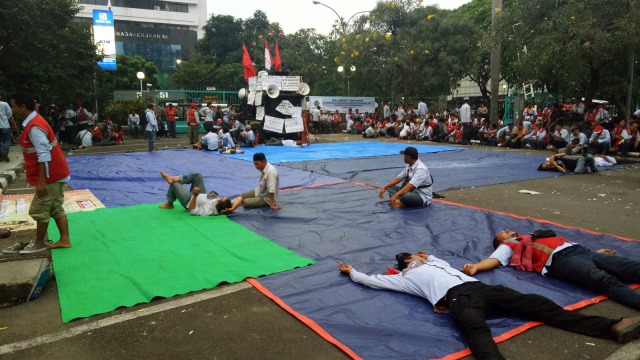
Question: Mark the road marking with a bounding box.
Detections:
[0,281,251,355]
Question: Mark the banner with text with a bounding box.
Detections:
[308,96,377,113]
[93,10,117,70]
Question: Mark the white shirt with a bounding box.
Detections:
[76,129,93,147]
[0,101,12,129]
[189,194,219,216]
[396,159,432,205]
[145,109,157,132]
[311,108,321,121]
[350,255,478,308]
[554,128,570,143]
[256,162,279,205]
[594,156,616,167]
[383,105,390,118]
[459,103,471,123]
[201,132,219,150]
[128,114,140,125]
[417,101,428,116]
[281,139,297,147]
[570,132,588,146]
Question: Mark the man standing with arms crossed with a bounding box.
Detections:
[3,92,71,254]
[144,103,158,153]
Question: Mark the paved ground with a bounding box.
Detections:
[1,133,639,360]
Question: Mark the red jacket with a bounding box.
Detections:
[21,114,70,186]
[502,235,571,273]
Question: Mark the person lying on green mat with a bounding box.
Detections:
[159,172,232,216]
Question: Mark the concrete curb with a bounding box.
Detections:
[604,340,640,360]
[0,161,24,190]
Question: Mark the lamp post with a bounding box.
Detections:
[312,1,369,34]
[337,65,356,96]
[136,72,145,97]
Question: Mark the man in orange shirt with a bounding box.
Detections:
[164,103,177,138]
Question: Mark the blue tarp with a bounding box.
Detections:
[228,182,640,360]
[281,149,565,191]
[214,141,463,163]
[65,150,342,208]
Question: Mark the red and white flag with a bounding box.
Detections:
[107,0,112,10]
[265,40,274,70]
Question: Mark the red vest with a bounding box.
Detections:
[21,114,70,186]
[77,107,88,123]
[187,109,197,124]
[502,235,570,273]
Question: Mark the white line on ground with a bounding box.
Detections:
[0,281,251,355]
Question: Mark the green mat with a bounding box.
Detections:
[50,204,314,323]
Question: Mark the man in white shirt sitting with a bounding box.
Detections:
[159,172,231,216]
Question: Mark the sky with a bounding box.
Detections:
[207,0,471,36]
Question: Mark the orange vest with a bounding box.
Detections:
[502,235,571,273]
[21,114,70,186]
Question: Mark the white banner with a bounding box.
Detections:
[263,115,284,132]
[281,76,301,91]
[254,91,263,106]
[308,96,377,113]
[247,91,256,105]
[261,75,282,91]
[248,77,257,91]
[285,117,304,133]
[93,10,116,70]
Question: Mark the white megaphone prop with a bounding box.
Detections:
[238,88,247,100]
[266,83,280,99]
[297,82,310,95]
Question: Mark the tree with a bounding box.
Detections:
[197,14,244,66]
[496,0,640,110]
[171,55,217,88]
[0,0,99,102]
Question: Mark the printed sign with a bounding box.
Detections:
[247,91,256,105]
[254,91,263,106]
[263,115,285,133]
[261,76,282,91]
[93,10,117,70]
[292,107,303,117]
[308,96,377,113]
[281,76,301,91]
[285,117,304,133]
[248,77,257,91]
[275,100,294,115]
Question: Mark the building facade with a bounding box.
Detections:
[76,0,207,84]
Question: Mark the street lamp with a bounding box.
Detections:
[136,71,145,96]
[176,59,182,65]
[337,65,356,96]
[312,1,369,34]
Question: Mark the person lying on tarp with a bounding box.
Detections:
[461,229,640,311]
[339,251,640,360]
[159,172,231,216]
[537,152,598,174]
[378,146,433,208]
[222,152,282,214]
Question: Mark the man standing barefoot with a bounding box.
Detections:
[2,92,71,254]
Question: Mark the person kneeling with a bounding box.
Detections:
[159,172,231,216]
[222,153,282,214]
[378,146,433,208]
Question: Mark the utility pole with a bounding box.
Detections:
[490,0,503,124]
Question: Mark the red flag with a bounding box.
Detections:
[275,42,282,72]
[242,43,256,82]
[265,40,274,70]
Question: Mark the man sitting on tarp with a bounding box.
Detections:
[339,251,640,360]
[159,172,231,216]
[378,146,433,208]
[223,152,282,213]
[461,229,640,311]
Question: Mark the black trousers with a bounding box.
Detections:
[446,282,618,360]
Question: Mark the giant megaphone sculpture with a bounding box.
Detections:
[238,88,247,100]
[266,83,280,98]
[297,82,310,96]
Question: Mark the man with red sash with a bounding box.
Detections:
[462,230,640,311]
[2,92,71,254]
